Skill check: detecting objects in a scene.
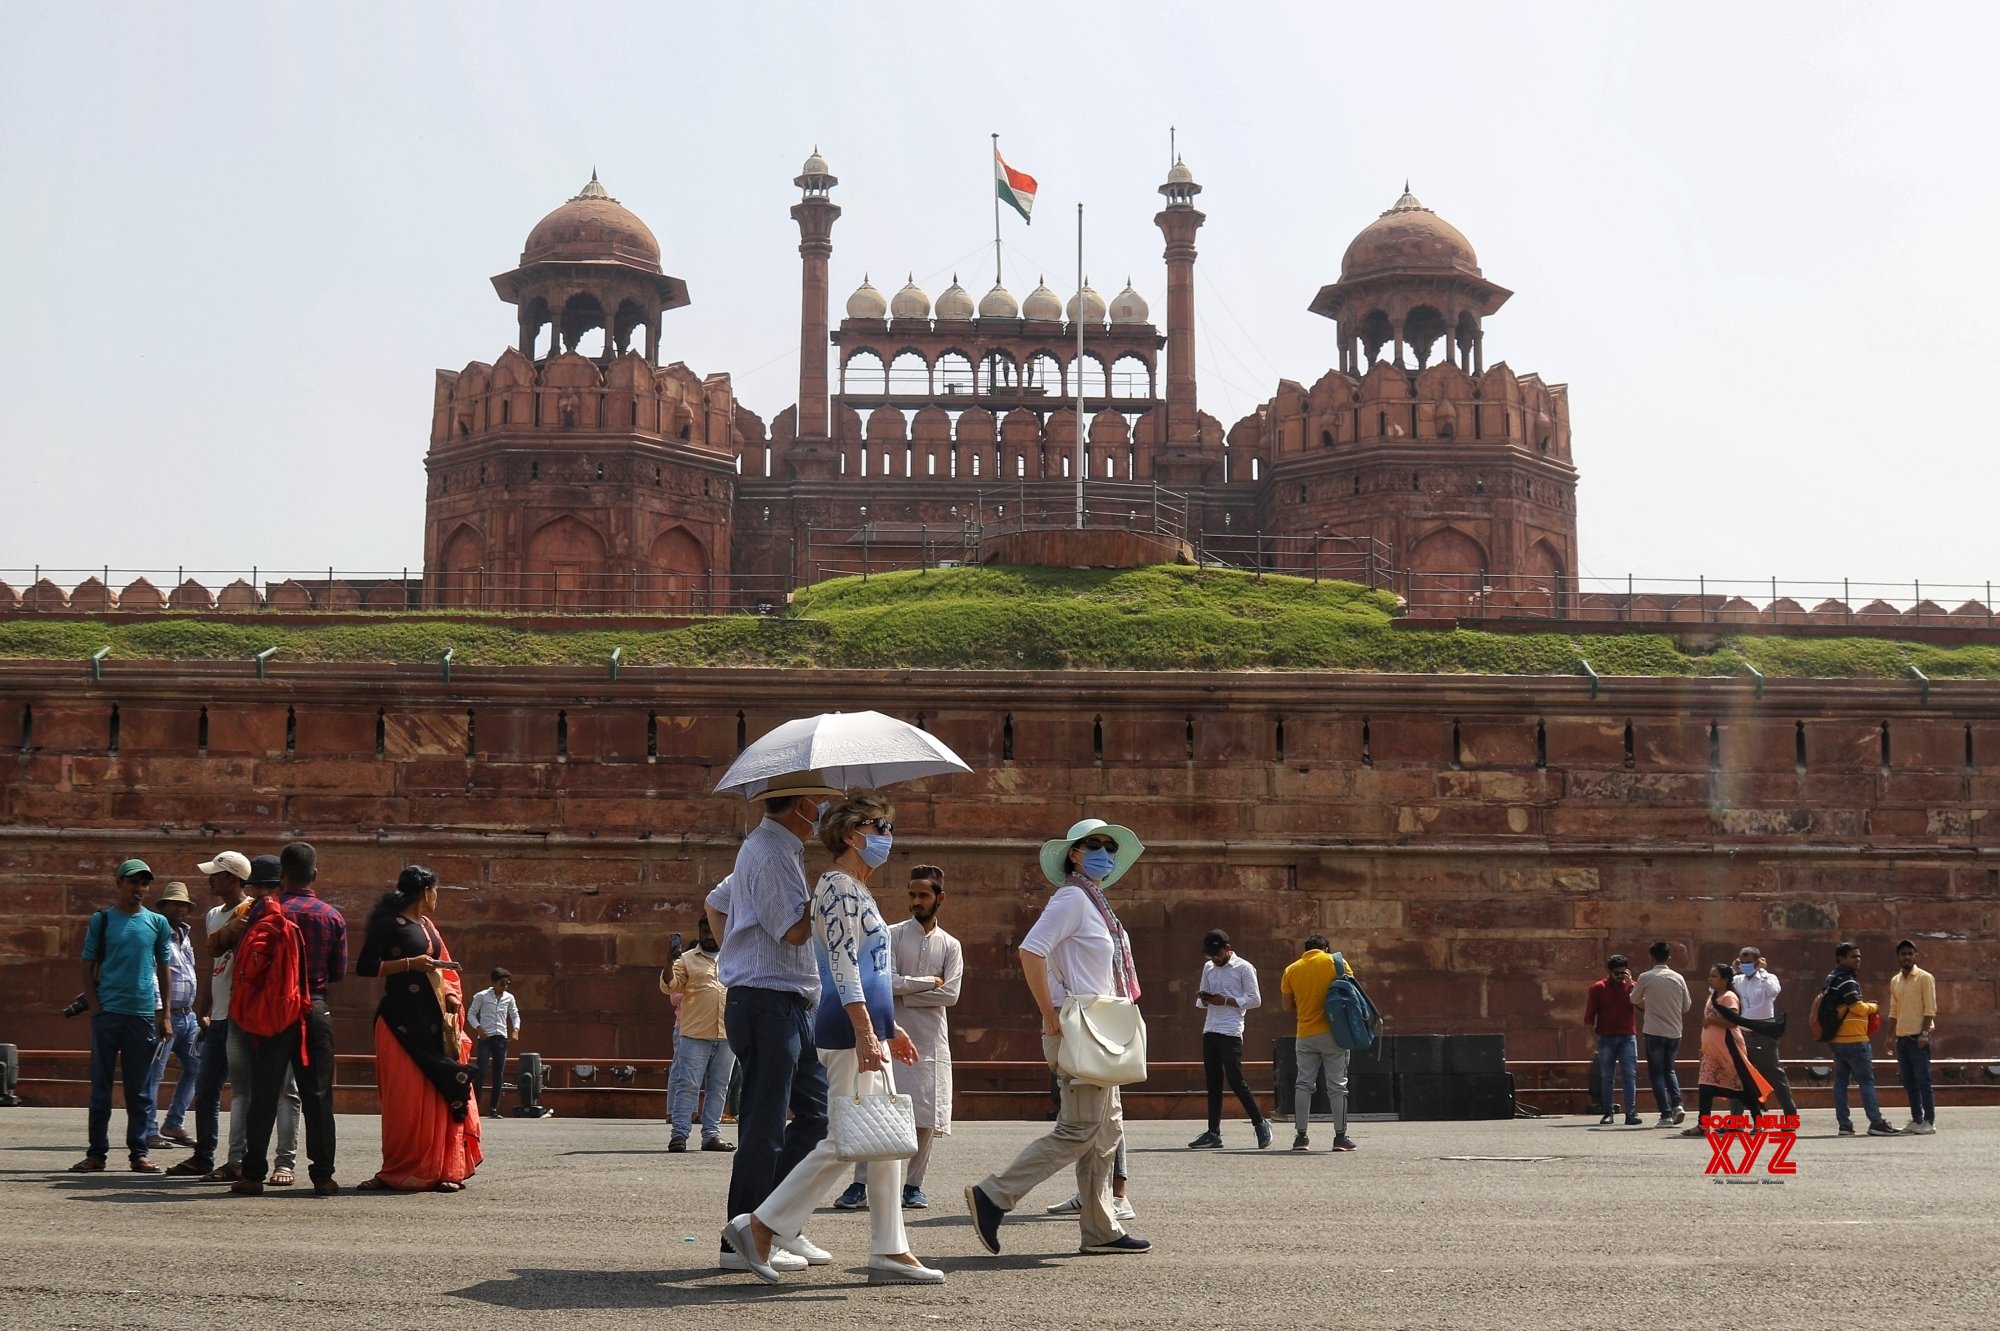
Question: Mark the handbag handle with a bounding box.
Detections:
[850,1054,898,1103]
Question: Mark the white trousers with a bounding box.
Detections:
[754,1047,911,1258]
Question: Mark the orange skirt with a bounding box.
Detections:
[372,1016,483,1190]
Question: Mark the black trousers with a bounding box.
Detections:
[1203,1031,1265,1132]
[243,998,337,1184]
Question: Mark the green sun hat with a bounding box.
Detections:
[1038,818,1144,889]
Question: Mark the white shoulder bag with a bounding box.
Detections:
[1058,992,1149,1087]
[829,1056,919,1162]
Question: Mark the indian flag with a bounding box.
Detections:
[995,150,1037,224]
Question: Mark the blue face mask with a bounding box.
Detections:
[859,832,893,868]
[1081,847,1118,881]
[1739,962,1757,977]
[809,799,829,832]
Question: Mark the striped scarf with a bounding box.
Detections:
[1069,873,1140,1002]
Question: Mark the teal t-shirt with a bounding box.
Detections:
[82,908,172,1017]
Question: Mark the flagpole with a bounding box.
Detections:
[1075,201,1085,531]
[991,134,1003,290]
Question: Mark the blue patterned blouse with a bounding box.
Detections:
[810,869,896,1049]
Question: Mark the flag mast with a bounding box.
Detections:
[1075,201,1086,530]
[991,134,1003,290]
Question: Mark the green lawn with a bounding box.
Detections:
[2,565,1996,677]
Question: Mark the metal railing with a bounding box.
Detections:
[1403,572,1999,627]
[1192,532,1395,589]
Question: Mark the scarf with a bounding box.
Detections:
[1068,872,1141,1002]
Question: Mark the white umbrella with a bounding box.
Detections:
[713,710,972,797]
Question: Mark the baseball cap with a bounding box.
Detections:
[155,881,195,905]
[247,854,283,886]
[116,859,154,882]
[196,850,253,880]
[1202,929,1230,955]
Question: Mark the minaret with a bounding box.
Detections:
[1154,156,1205,449]
[791,150,840,440]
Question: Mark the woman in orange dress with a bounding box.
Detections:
[354,866,483,1190]
[1682,963,1774,1137]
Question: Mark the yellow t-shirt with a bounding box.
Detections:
[1281,949,1337,1038]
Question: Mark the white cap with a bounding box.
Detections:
[196,850,252,880]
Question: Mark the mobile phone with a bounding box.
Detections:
[437,960,461,972]
[668,932,684,951]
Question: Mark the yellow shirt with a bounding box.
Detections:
[1281,949,1337,1039]
[1888,966,1937,1038]
[665,948,727,1041]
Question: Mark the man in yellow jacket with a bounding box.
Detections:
[1823,942,1899,1137]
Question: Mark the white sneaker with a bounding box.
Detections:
[1046,1193,1083,1214]
[773,1233,832,1265]
[719,1248,807,1274]
[1909,1121,1937,1135]
[1113,1195,1137,1222]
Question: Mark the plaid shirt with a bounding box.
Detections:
[262,886,349,995]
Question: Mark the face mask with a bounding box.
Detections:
[809,799,830,831]
[859,833,893,868]
[1081,847,1118,880]
[1740,963,1756,977]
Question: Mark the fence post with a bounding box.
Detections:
[1771,575,1778,623]
[862,524,870,581]
[1844,578,1851,624]
[706,565,715,612]
[1699,573,1707,623]
[921,525,928,574]
[1313,535,1322,585]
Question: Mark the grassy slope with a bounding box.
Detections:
[1,565,1996,677]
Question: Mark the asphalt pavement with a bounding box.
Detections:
[2,1106,1996,1330]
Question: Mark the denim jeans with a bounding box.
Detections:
[669,1031,737,1141]
[191,1019,231,1170]
[474,1035,510,1111]
[1830,1040,1885,1129]
[1644,1034,1683,1115]
[1592,1034,1638,1114]
[144,1009,202,1138]
[227,1019,298,1169]
[243,998,337,1184]
[721,987,827,1248]
[1894,1036,1935,1124]
[87,1011,159,1163]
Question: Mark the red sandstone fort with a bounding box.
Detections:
[1,155,1994,1113]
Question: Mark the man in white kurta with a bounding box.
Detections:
[837,866,962,1210]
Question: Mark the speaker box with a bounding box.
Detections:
[1445,1034,1507,1076]
[1349,1072,1396,1116]
[1349,1035,1394,1076]
[1395,1073,1456,1121]
[1455,1072,1517,1120]
[1394,1034,1446,1075]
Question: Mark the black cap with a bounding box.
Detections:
[247,854,283,886]
[1202,929,1230,955]
[1895,938,1917,951]
[1608,954,1629,970]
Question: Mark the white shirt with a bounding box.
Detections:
[1020,885,1116,1005]
[468,988,521,1038]
[1733,968,1782,1022]
[204,902,236,1022]
[1196,954,1262,1037]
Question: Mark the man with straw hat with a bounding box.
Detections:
[710,770,844,1275]
[966,817,1153,1258]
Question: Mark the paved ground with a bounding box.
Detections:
[2,1107,1996,1330]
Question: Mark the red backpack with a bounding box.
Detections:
[232,899,309,1045]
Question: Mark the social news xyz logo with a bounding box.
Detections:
[1702,1114,1800,1177]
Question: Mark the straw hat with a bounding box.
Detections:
[1038,817,1144,889]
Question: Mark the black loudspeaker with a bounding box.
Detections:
[1455,1073,1517,1120]
[0,1043,18,1106]
[1271,1038,1333,1115]
[511,1051,555,1118]
[1394,1035,1446,1075]
[1395,1073,1455,1121]
[1445,1034,1507,1075]
[1349,1035,1394,1076]
[1349,1072,1396,1116]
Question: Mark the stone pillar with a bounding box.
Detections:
[1153,201,1206,448]
[791,196,841,440]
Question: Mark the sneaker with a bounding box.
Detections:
[1599,1113,1614,1125]
[1186,1130,1224,1150]
[1331,1135,1358,1152]
[1866,1122,1901,1137]
[965,1184,1004,1256]
[1838,1123,1856,1136]
[772,1233,831,1265]
[1291,1133,1310,1151]
[1046,1193,1083,1214]
[700,1137,736,1153]
[1625,1115,1644,1126]
[1671,1107,1687,1126]
[1254,1120,1274,1150]
[1656,1115,1674,1128]
[1913,1121,1937,1135]
[1113,1195,1137,1221]
[832,1181,868,1210]
[667,1137,688,1153]
[902,1184,929,1209]
[1082,1234,1151,1255]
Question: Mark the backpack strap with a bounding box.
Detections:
[87,908,108,958]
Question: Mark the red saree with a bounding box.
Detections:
[368,915,483,1189]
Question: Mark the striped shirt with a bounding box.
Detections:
[274,886,348,996]
[711,818,816,997]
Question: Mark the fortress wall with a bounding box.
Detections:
[3,664,1995,1067]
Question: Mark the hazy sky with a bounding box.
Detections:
[4,3,1996,599]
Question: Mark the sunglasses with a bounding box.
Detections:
[859,818,893,835]
[1079,837,1118,852]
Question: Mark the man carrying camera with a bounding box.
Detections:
[69,859,174,1174]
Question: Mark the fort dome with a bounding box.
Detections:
[978,283,1020,319]
[1022,280,1063,322]
[1340,186,1478,280]
[1066,281,1107,325]
[934,277,975,320]
[1109,280,1149,325]
[845,276,888,319]
[890,275,931,320]
[522,173,662,271]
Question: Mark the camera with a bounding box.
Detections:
[62,993,91,1018]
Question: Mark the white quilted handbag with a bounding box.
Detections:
[1057,993,1149,1088]
[829,1058,918,1162]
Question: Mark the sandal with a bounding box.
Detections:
[432,1180,464,1192]
[68,1156,106,1173]
[203,1164,242,1183]
[269,1166,296,1186]
[356,1177,393,1191]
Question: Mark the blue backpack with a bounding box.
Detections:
[1323,951,1382,1051]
